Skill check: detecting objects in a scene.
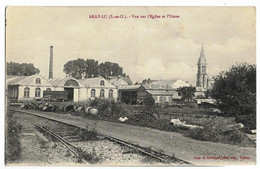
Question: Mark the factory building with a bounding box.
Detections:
[6,46,118,102]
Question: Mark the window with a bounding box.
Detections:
[36,78,41,84]
[159,96,162,102]
[100,89,105,98]
[202,66,206,73]
[24,87,30,98]
[35,88,41,97]
[91,89,96,97]
[46,88,51,91]
[100,80,105,86]
[109,89,113,98]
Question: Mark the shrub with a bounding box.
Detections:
[143,95,155,106]
[88,98,130,118]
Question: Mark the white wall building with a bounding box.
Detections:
[7,74,118,102]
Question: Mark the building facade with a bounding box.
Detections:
[7,74,55,102]
[7,74,118,102]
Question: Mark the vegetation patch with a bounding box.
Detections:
[5,110,22,164]
[183,119,255,147]
[77,148,101,164]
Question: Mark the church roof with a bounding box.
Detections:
[197,46,207,65]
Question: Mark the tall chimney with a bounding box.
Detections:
[49,46,53,79]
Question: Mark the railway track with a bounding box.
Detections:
[34,122,190,164]
[12,108,191,165]
[34,124,89,163]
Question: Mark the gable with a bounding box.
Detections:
[7,74,54,87]
[79,77,116,88]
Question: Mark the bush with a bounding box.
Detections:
[5,110,22,163]
[88,98,130,118]
[143,95,155,106]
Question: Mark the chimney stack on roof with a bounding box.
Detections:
[49,46,53,79]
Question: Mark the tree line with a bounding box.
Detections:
[7,59,127,79]
[7,62,40,76]
[63,58,127,79]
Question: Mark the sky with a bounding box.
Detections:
[6,7,256,85]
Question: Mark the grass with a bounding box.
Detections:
[77,148,101,164]
[5,109,22,164]
[14,99,256,147]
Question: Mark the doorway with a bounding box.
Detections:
[64,88,74,101]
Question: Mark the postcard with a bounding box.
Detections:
[5,6,256,166]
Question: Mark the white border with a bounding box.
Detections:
[0,1,259,169]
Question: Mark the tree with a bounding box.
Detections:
[85,59,99,78]
[210,63,256,128]
[63,59,126,79]
[98,61,124,78]
[177,86,196,102]
[63,58,86,79]
[7,62,40,76]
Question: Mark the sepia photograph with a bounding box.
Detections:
[5,6,256,166]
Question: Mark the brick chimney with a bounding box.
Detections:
[49,46,53,79]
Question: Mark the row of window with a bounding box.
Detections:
[91,89,113,98]
[24,87,51,98]
[24,87,113,98]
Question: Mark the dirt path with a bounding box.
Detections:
[15,109,256,165]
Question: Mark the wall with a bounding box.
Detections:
[87,87,118,100]
[153,96,172,104]
[18,85,55,101]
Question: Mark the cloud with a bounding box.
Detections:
[133,58,195,83]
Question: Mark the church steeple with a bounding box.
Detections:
[196,46,208,88]
[197,46,207,65]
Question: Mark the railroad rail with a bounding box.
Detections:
[14,108,190,164]
[9,108,257,165]
[34,123,189,164]
[35,124,89,163]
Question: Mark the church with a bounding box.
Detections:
[196,46,214,89]
[195,46,214,98]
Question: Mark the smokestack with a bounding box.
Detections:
[49,46,53,79]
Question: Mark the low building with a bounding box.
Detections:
[7,74,55,102]
[118,85,143,104]
[143,84,173,104]
[118,84,175,104]
[7,74,118,102]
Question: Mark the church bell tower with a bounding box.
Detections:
[196,46,208,88]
